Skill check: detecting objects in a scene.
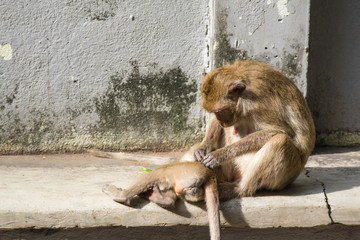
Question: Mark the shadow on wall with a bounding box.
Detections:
[307,1,360,146]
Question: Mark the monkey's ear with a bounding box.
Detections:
[201,72,207,80]
[228,80,246,93]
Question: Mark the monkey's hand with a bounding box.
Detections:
[201,152,221,169]
[194,147,211,162]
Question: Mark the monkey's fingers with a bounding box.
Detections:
[205,146,212,155]
[194,149,206,161]
[202,155,217,169]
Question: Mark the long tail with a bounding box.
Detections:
[88,149,178,165]
[205,175,220,240]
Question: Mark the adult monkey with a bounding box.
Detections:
[182,60,316,198]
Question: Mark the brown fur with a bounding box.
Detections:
[184,60,315,197]
[103,161,220,240]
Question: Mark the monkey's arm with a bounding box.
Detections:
[194,118,223,161]
[201,130,280,168]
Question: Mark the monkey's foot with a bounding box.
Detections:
[102,184,128,203]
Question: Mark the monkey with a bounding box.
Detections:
[181,60,316,198]
[103,161,220,240]
[93,60,315,198]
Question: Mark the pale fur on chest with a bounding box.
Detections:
[224,120,256,145]
[224,127,242,145]
[222,122,257,181]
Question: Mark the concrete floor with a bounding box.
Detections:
[1,225,360,240]
[0,147,359,239]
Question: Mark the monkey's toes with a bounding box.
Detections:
[102,184,128,203]
[103,184,121,192]
[102,184,112,193]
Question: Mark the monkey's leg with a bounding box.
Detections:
[218,182,241,200]
[108,171,161,203]
[103,177,154,204]
[145,185,177,207]
[238,133,303,196]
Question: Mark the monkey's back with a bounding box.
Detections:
[235,60,316,156]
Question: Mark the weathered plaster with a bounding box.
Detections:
[94,62,201,151]
[211,0,310,95]
[2,0,356,152]
[276,0,290,21]
[66,0,119,21]
[214,10,249,68]
[0,59,204,154]
[316,132,360,147]
[0,0,208,153]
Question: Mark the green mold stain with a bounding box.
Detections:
[94,61,199,150]
[214,10,249,68]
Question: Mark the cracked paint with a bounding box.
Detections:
[276,0,290,21]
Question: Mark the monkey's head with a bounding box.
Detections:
[201,68,246,128]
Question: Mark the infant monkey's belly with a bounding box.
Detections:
[174,176,206,202]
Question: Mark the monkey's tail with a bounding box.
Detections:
[88,149,178,165]
[205,175,220,240]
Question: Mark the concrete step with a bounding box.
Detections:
[0,148,360,239]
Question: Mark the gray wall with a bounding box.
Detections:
[308,0,360,146]
[0,0,358,153]
[210,0,310,94]
[0,1,209,153]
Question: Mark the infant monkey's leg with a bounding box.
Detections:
[103,184,176,206]
[142,185,177,207]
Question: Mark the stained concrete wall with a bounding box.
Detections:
[210,0,310,95]
[0,0,209,153]
[2,0,355,153]
[307,0,360,146]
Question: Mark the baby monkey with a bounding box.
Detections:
[103,161,220,240]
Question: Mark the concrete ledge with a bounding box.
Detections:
[0,148,359,234]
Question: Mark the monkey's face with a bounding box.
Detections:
[213,107,237,127]
[201,73,246,128]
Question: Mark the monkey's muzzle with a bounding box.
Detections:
[214,108,235,127]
